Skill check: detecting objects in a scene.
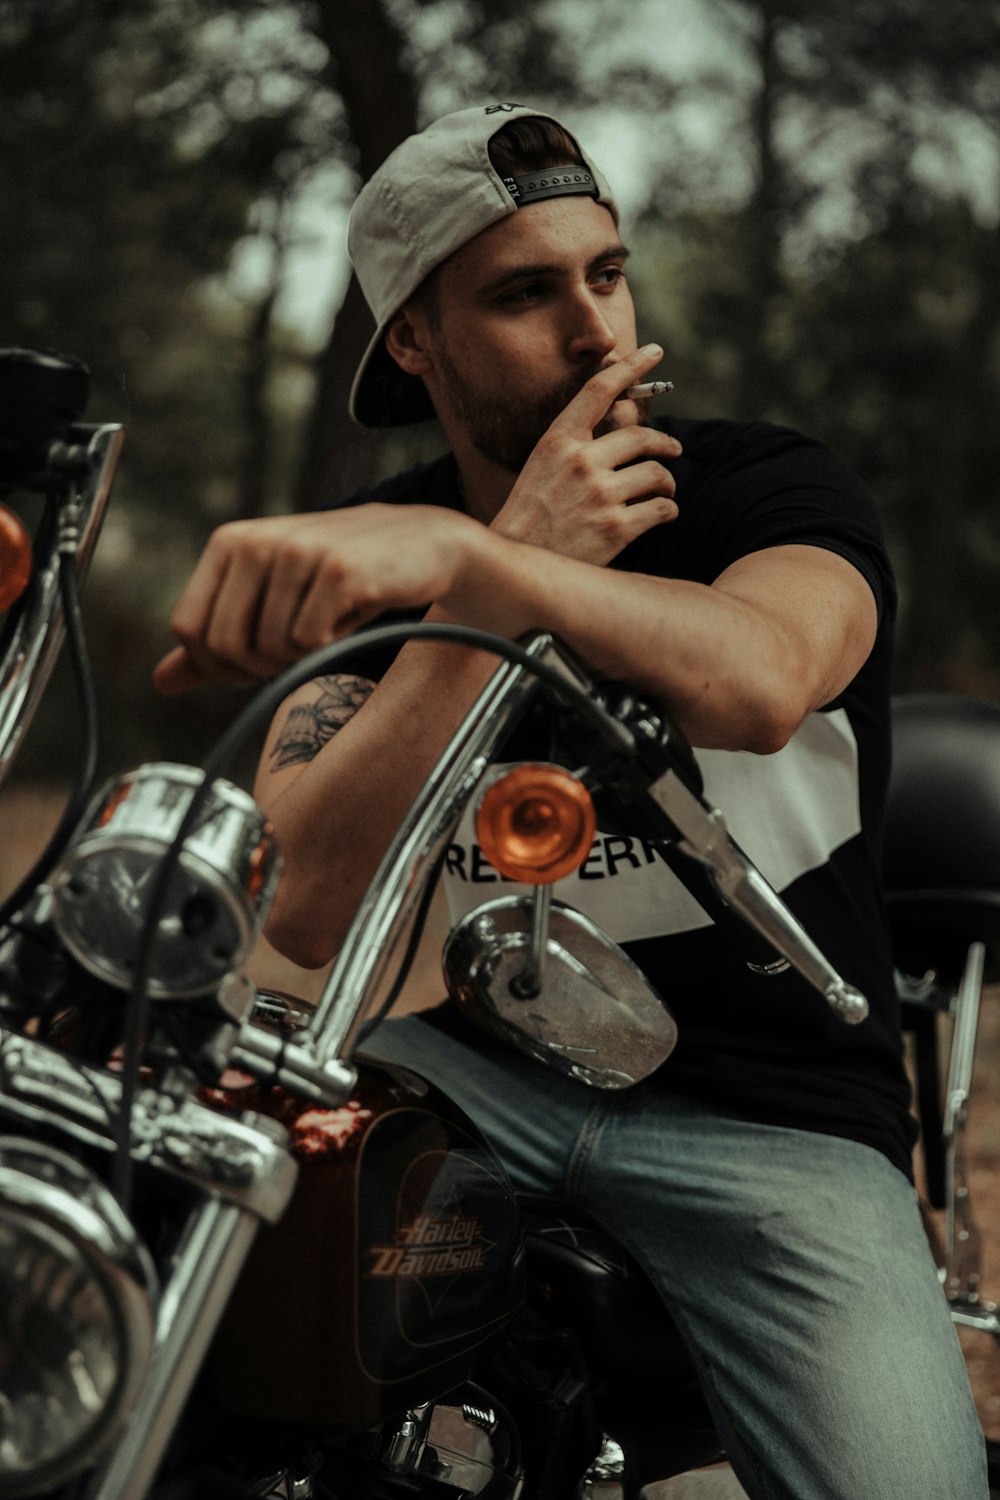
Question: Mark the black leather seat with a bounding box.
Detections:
[885,693,1000,980]
[885,693,1000,1209]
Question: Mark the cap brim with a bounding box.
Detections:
[349,323,437,428]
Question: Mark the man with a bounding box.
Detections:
[156,104,987,1497]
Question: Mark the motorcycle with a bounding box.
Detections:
[0,346,998,1500]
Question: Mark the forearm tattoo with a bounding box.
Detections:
[268,674,376,771]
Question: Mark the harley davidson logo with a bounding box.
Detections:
[366,1213,490,1278]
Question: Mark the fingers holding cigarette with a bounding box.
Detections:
[561,350,672,433]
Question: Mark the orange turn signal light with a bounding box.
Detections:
[0,504,32,612]
[475,763,597,885]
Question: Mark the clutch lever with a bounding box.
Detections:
[645,765,868,1025]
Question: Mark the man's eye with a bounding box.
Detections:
[503,283,546,304]
[594,266,626,288]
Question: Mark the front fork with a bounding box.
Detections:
[87,1195,265,1500]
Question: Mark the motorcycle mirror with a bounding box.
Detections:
[0,348,90,488]
[443,895,678,1089]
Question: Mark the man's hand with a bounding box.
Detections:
[491,344,683,563]
[153,504,480,694]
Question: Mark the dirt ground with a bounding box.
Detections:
[4,784,999,1444]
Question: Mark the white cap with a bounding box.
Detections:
[347,103,617,427]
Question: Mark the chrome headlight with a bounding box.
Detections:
[50,762,281,998]
[0,1137,157,1496]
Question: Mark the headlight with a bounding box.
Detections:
[0,1137,157,1496]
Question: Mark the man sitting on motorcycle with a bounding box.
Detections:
[155,104,988,1499]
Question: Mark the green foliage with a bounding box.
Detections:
[0,0,328,783]
[620,0,1000,691]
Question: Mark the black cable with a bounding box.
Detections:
[0,548,99,931]
[204,624,613,782]
[112,622,600,1210]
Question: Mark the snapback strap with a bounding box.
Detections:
[504,166,599,207]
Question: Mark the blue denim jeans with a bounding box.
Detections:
[364,1015,988,1499]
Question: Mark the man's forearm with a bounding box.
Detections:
[157,502,875,966]
[256,618,501,968]
[257,535,874,968]
[438,526,876,754]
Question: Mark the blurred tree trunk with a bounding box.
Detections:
[240,280,278,518]
[294,0,421,511]
[239,205,287,520]
[894,210,1000,691]
[735,3,784,419]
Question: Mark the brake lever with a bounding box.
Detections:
[558,679,868,1026]
[645,766,868,1025]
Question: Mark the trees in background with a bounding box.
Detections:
[2,0,999,777]
[615,0,1000,691]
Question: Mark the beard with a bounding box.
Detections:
[435,344,647,472]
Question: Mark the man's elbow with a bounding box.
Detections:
[741,706,799,756]
[685,684,802,756]
[754,668,849,754]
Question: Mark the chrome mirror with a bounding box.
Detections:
[442,895,677,1089]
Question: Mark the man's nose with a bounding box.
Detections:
[565,289,617,362]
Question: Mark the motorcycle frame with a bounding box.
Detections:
[0,613,960,1497]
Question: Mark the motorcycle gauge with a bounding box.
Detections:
[50,762,281,998]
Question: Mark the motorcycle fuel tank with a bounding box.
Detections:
[206,1052,525,1429]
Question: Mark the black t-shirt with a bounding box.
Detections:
[335,416,918,1178]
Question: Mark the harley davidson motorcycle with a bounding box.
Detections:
[1,346,998,1500]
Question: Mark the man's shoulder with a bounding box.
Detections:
[663,414,846,473]
[332,452,462,513]
[648,412,892,621]
[662,413,873,519]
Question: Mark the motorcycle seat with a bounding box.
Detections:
[884,694,1000,980]
[883,695,1000,1208]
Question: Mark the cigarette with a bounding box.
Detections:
[619,380,674,399]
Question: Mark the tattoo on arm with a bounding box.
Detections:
[268,674,376,771]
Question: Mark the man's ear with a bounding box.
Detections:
[385,306,433,376]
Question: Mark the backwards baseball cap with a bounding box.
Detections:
[347,103,618,428]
